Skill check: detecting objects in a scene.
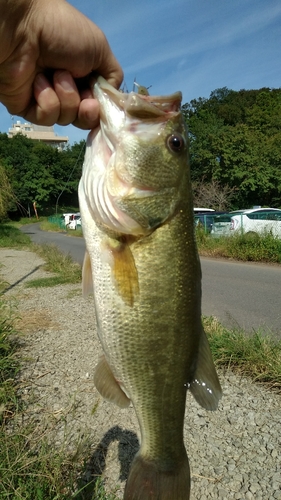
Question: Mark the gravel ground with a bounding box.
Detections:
[1,248,280,500]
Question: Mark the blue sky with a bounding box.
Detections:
[1,0,280,144]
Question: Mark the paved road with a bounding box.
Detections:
[21,224,281,335]
[21,223,85,265]
[200,258,281,334]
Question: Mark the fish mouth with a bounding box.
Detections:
[95,76,182,120]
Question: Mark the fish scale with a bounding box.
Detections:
[79,76,222,499]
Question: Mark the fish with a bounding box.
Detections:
[78,76,222,500]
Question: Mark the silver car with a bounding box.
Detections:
[210,210,245,237]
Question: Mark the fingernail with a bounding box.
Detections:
[55,71,74,92]
[35,73,49,91]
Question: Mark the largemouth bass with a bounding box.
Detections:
[79,77,222,500]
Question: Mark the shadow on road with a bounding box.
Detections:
[74,425,139,499]
[0,265,42,295]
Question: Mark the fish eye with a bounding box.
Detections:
[167,134,184,153]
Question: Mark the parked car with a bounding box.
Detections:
[67,213,82,230]
[210,210,246,237]
[60,212,81,229]
[230,208,281,238]
[194,211,228,233]
[211,208,281,238]
[61,213,75,226]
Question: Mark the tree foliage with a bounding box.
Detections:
[0,163,15,220]
[183,87,281,209]
[0,133,85,215]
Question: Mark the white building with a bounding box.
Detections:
[8,121,68,150]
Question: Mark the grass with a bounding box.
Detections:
[0,224,31,249]
[0,425,85,499]
[7,217,47,228]
[39,219,66,232]
[40,218,83,238]
[196,227,281,263]
[204,316,281,391]
[40,217,83,238]
[0,300,20,424]
[26,243,82,288]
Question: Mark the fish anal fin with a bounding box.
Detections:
[94,355,130,409]
[103,238,139,307]
[82,250,93,297]
[124,452,190,500]
[190,328,222,411]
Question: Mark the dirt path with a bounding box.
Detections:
[1,248,280,499]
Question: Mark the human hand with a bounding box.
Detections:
[0,0,123,129]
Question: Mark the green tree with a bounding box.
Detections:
[0,163,15,219]
[183,87,281,208]
[0,133,85,214]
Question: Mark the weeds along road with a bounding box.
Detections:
[21,223,281,336]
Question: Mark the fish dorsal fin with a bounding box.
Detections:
[82,250,93,297]
[103,238,139,307]
[94,355,130,408]
[190,328,222,411]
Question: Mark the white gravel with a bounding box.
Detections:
[1,248,280,500]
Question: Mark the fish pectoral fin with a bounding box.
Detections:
[189,328,222,411]
[94,355,131,409]
[103,238,139,307]
[82,250,93,297]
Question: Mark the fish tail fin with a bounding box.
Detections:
[124,453,190,500]
[190,327,222,411]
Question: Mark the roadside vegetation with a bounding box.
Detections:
[0,223,31,249]
[196,227,281,264]
[204,316,281,390]
[27,243,82,287]
[40,217,83,238]
[0,223,280,498]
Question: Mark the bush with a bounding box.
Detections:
[196,230,281,263]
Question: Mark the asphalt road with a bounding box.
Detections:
[21,223,281,335]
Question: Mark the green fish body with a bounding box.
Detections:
[79,77,222,500]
